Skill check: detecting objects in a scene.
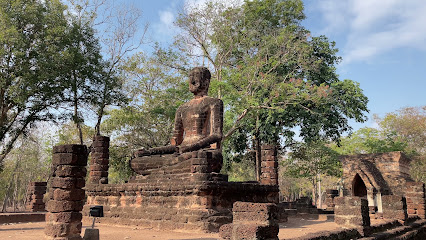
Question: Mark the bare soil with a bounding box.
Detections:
[0,214,343,240]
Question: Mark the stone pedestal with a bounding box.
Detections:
[219,202,279,240]
[26,182,47,212]
[382,195,407,221]
[334,197,370,228]
[89,136,109,184]
[45,145,88,240]
[260,145,278,185]
[405,182,425,219]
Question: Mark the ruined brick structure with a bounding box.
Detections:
[382,195,407,220]
[219,202,279,240]
[26,182,47,212]
[45,145,88,240]
[341,152,414,215]
[260,145,278,186]
[83,67,279,232]
[89,135,109,184]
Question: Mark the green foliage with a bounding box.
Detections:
[331,127,408,155]
[0,0,69,165]
[101,52,191,178]
[332,106,425,183]
[173,0,369,175]
[285,141,341,179]
[0,126,53,211]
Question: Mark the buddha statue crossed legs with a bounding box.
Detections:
[130,67,223,175]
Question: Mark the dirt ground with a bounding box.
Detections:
[0,214,342,240]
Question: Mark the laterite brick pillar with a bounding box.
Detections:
[334,196,370,228]
[45,145,88,240]
[260,145,278,185]
[405,182,425,219]
[325,189,339,211]
[26,182,47,212]
[89,136,109,184]
[382,195,408,221]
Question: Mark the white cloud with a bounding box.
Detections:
[159,10,174,27]
[315,0,426,63]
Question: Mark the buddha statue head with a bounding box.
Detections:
[189,67,211,97]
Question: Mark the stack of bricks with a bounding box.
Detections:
[382,195,407,221]
[45,145,88,240]
[260,145,278,185]
[26,182,47,212]
[334,196,370,228]
[219,202,279,240]
[325,189,339,211]
[89,136,109,184]
[405,182,425,219]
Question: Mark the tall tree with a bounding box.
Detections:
[102,52,191,182]
[0,0,69,165]
[376,106,426,183]
[285,141,341,208]
[173,0,368,179]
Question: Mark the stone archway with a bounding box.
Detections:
[352,173,367,197]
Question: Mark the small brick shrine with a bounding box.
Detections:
[339,151,425,220]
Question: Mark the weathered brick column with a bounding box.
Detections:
[334,197,370,228]
[260,145,278,185]
[89,136,109,184]
[26,182,47,212]
[325,189,339,211]
[382,195,408,221]
[405,182,425,219]
[219,202,279,240]
[45,145,88,240]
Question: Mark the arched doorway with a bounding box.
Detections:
[352,173,367,197]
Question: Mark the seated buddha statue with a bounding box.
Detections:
[130,67,223,175]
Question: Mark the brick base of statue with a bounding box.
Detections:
[219,202,279,240]
[26,182,47,212]
[45,145,88,240]
[83,149,279,232]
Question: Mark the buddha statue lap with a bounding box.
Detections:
[130,67,223,176]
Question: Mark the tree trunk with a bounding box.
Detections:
[255,115,261,182]
[1,159,20,212]
[318,174,322,209]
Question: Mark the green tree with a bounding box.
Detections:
[102,52,191,181]
[284,141,341,207]
[173,0,368,179]
[0,0,69,166]
[1,125,53,212]
[376,106,426,183]
[331,127,408,155]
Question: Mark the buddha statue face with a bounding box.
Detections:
[189,67,211,96]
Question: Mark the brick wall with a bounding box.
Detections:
[334,197,370,228]
[382,195,407,220]
[405,182,425,219]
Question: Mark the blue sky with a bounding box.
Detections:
[126,0,426,131]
